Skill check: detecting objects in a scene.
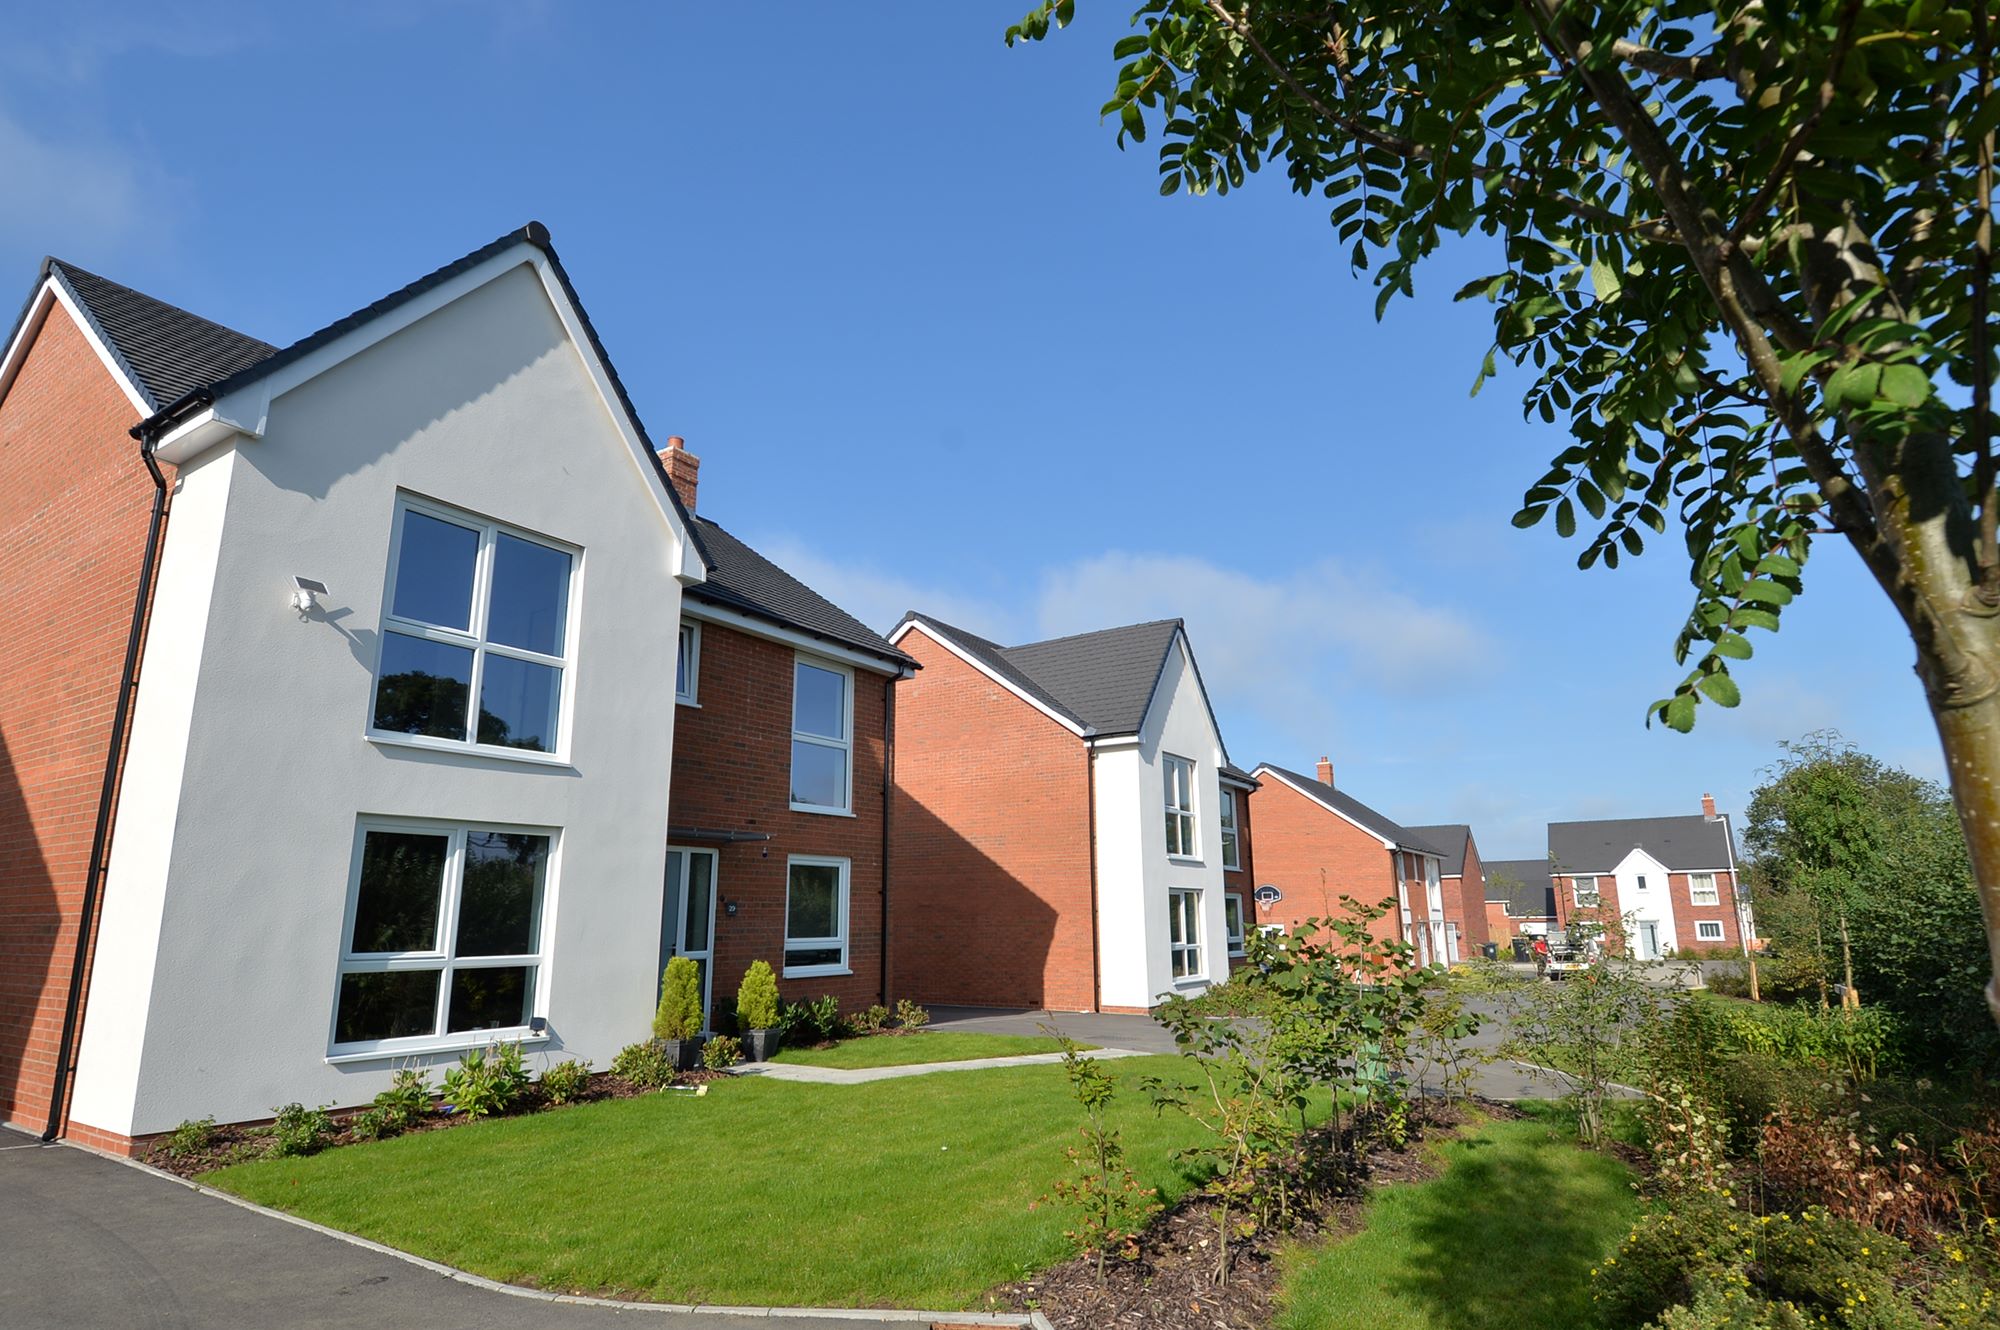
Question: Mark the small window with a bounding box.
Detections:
[1168,887,1203,980]
[1695,920,1725,942]
[675,621,700,704]
[333,822,551,1053]
[1224,895,1246,956]
[785,856,849,976]
[791,658,853,814]
[1219,789,1241,871]
[373,498,575,756]
[1689,873,1720,906]
[1635,874,1649,892]
[1572,875,1601,908]
[1164,755,1197,858]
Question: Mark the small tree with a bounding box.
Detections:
[654,957,703,1041]
[1036,1028,1161,1280]
[1509,961,1654,1146]
[735,959,781,1032]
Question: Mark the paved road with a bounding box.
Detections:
[0,1127,968,1330]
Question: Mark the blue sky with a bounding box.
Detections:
[2,2,1936,856]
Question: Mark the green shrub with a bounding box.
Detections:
[164,1116,216,1159]
[701,1034,743,1070]
[780,994,846,1045]
[736,960,781,1031]
[1703,997,1896,1080]
[370,1066,431,1132]
[349,1107,394,1141]
[609,1039,675,1088]
[654,957,703,1041]
[440,1043,530,1119]
[540,1058,591,1105]
[853,1003,891,1034]
[895,998,930,1031]
[268,1102,335,1158]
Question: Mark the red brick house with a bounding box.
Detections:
[660,441,915,1027]
[1404,823,1493,956]
[1247,760,1460,965]
[1221,768,1258,968]
[1482,858,1558,942]
[888,613,1249,1012]
[1548,795,1751,957]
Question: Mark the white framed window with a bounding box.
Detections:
[1695,920,1726,942]
[675,621,700,705]
[1689,872,1720,906]
[1164,754,1197,858]
[1224,894,1246,956]
[332,820,553,1055]
[371,495,577,757]
[1219,789,1241,870]
[1572,875,1601,908]
[784,855,850,976]
[791,656,853,814]
[1168,887,1203,980]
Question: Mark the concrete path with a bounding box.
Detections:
[0,1126,1030,1330]
[735,1047,1147,1085]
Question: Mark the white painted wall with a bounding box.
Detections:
[1612,848,1679,960]
[72,261,692,1135]
[1093,637,1231,1009]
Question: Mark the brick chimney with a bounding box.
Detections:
[659,435,699,513]
[1701,792,1718,821]
[1316,755,1334,787]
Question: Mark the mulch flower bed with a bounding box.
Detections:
[146,1068,722,1180]
[992,1099,1504,1330]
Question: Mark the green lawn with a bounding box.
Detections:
[1276,1109,1640,1330]
[209,1056,1206,1309]
[769,1031,1085,1068]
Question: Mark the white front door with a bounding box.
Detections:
[1635,921,1660,961]
[662,847,718,1032]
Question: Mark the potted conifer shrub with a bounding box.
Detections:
[736,960,782,1062]
[654,956,705,1071]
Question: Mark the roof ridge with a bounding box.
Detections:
[1003,617,1183,652]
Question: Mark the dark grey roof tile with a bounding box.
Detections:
[1405,823,1472,878]
[997,619,1182,736]
[689,518,911,669]
[46,261,276,411]
[1482,858,1556,918]
[1548,814,1734,873]
[1257,764,1441,856]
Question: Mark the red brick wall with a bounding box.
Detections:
[0,301,151,1132]
[1552,868,1743,954]
[1484,900,1515,942]
[1449,833,1493,954]
[889,629,1097,1011]
[668,619,892,1021]
[1222,782,1256,969]
[1246,777,1401,945]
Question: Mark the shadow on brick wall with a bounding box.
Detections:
[0,728,60,1131]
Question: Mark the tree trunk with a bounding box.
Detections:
[1925,684,2000,1028]
[1837,911,1859,1011]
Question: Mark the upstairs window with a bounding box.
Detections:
[1164,754,1197,858]
[1219,789,1241,870]
[791,657,853,814]
[373,498,574,756]
[675,621,700,704]
[1572,875,1601,908]
[1689,872,1720,906]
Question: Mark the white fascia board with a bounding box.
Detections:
[149,404,260,465]
[1251,764,1396,850]
[890,618,1089,736]
[0,279,152,417]
[1087,734,1142,751]
[197,244,704,585]
[685,601,910,677]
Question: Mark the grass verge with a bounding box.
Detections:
[769,1031,1085,1069]
[208,1055,1203,1309]
[1275,1107,1639,1330]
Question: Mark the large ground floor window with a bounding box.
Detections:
[784,855,850,977]
[332,820,552,1054]
[1169,888,1203,980]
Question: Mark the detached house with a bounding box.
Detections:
[1403,823,1493,956]
[0,226,905,1150]
[1548,795,1750,958]
[1247,760,1462,964]
[888,615,1254,1012]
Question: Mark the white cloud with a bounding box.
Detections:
[745,537,1024,644]
[0,111,177,254]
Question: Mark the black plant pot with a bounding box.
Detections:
[743,1029,781,1062]
[664,1036,704,1072]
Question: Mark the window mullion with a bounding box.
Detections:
[433,829,466,1034]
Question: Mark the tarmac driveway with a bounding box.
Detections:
[0,1126,969,1330]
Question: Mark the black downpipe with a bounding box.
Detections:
[42,436,169,1141]
[880,674,895,1005]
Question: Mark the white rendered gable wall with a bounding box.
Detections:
[70,264,691,1135]
[1611,848,1680,959]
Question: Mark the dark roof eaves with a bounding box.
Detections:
[1257,763,1436,854]
[898,611,1091,732]
[686,581,914,671]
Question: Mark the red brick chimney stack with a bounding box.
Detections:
[660,435,699,513]
[1702,792,1718,821]
[1317,756,1334,787]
